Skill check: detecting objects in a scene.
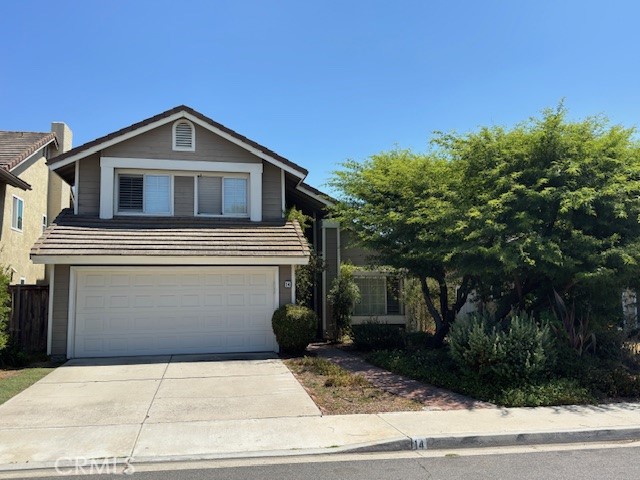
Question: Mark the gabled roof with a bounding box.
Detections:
[48,105,309,179]
[0,131,57,190]
[31,209,310,265]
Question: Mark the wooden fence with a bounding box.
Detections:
[8,285,48,353]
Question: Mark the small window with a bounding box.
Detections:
[19,277,26,285]
[223,178,248,215]
[197,176,248,216]
[11,196,24,231]
[173,120,195,151]
[42,215,47,233]
[353,275,403,316]
[117,174,171,214]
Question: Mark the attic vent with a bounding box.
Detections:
[173,119,195,151]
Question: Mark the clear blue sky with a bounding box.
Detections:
[2,1,640,192]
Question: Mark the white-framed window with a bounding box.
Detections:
[117,173,172,215]
[353,275,403,316]
[19,277,26,285]
[42,214,47,233]
[196,175,248,216]
[11,195,24,232]
[172,119,195,151]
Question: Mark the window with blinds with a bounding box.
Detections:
[197,176,222,214]
[173,120,195,151]
[118,174,171,214]
[197,176,247,216]
[118,175,143,211]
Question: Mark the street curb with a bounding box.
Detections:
[345,427,640,452]
[1,428,639,474]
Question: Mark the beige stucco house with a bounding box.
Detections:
[0,124,71,284]
[32,106,405,359]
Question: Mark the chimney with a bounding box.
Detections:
[50,122,72,155]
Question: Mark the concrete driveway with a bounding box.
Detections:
[0,353,321,465]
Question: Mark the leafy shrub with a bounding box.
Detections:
[327,264,360,337]
[272,304,317,354]
[449,313,554,385]
[351,321,404,351]
[0,268,11,358]
[497,378,594,407]
[367,348,596,407]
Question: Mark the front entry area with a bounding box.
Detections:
[70,266,278,358]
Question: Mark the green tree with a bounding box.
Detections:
[449,105,640,320]
[330,149,471,345]
[331,105,640,344]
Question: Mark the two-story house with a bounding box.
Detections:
[32,106,406,359]
[0,124,71,284]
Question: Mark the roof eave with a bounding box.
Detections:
[30,254,310,266]
[0,168,31,190]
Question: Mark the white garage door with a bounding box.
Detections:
[72,267,277,358]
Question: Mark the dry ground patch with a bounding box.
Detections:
[284,356,423,415]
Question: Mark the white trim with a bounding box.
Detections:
[296,185,334,207]
[73,161,79,215]
[31,255,310,266]
[291,264,296,304]
[99,165,114,219]
[101,157,263,221]
[47,265,55,355]
[274,266,280,352]
[50,110,306,180]
[172,119,196,152]
[67,267,78,359]
[101,157,264,174]
[281,169,286,218]
[321,226,327,335]
[10,195,24,232]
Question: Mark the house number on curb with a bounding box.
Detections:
[412,438,428,450]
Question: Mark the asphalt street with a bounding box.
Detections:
[6,443,640,480]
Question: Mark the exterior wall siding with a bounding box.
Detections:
[0,151,49,284]
[51,264,70,356]
[262,162,283,220]
[77,154,100,215]
[340,231,372,266]
[103,123,261,163]
[174,176,195,216]
[278,264,292,306]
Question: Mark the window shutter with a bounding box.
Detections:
[198,176,222,214]
[118,175,143,211]
[174,121,194,149]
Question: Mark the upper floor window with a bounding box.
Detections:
[172,119,195,151]
[197,175,248,216]
[117,173,171,215]
[11,195,24,232]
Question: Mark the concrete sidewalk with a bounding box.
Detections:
[2,402,640,471]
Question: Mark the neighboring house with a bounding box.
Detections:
[0,124,71,284]
[31,106,404,359]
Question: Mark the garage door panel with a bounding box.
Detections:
[73,267,277,357]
